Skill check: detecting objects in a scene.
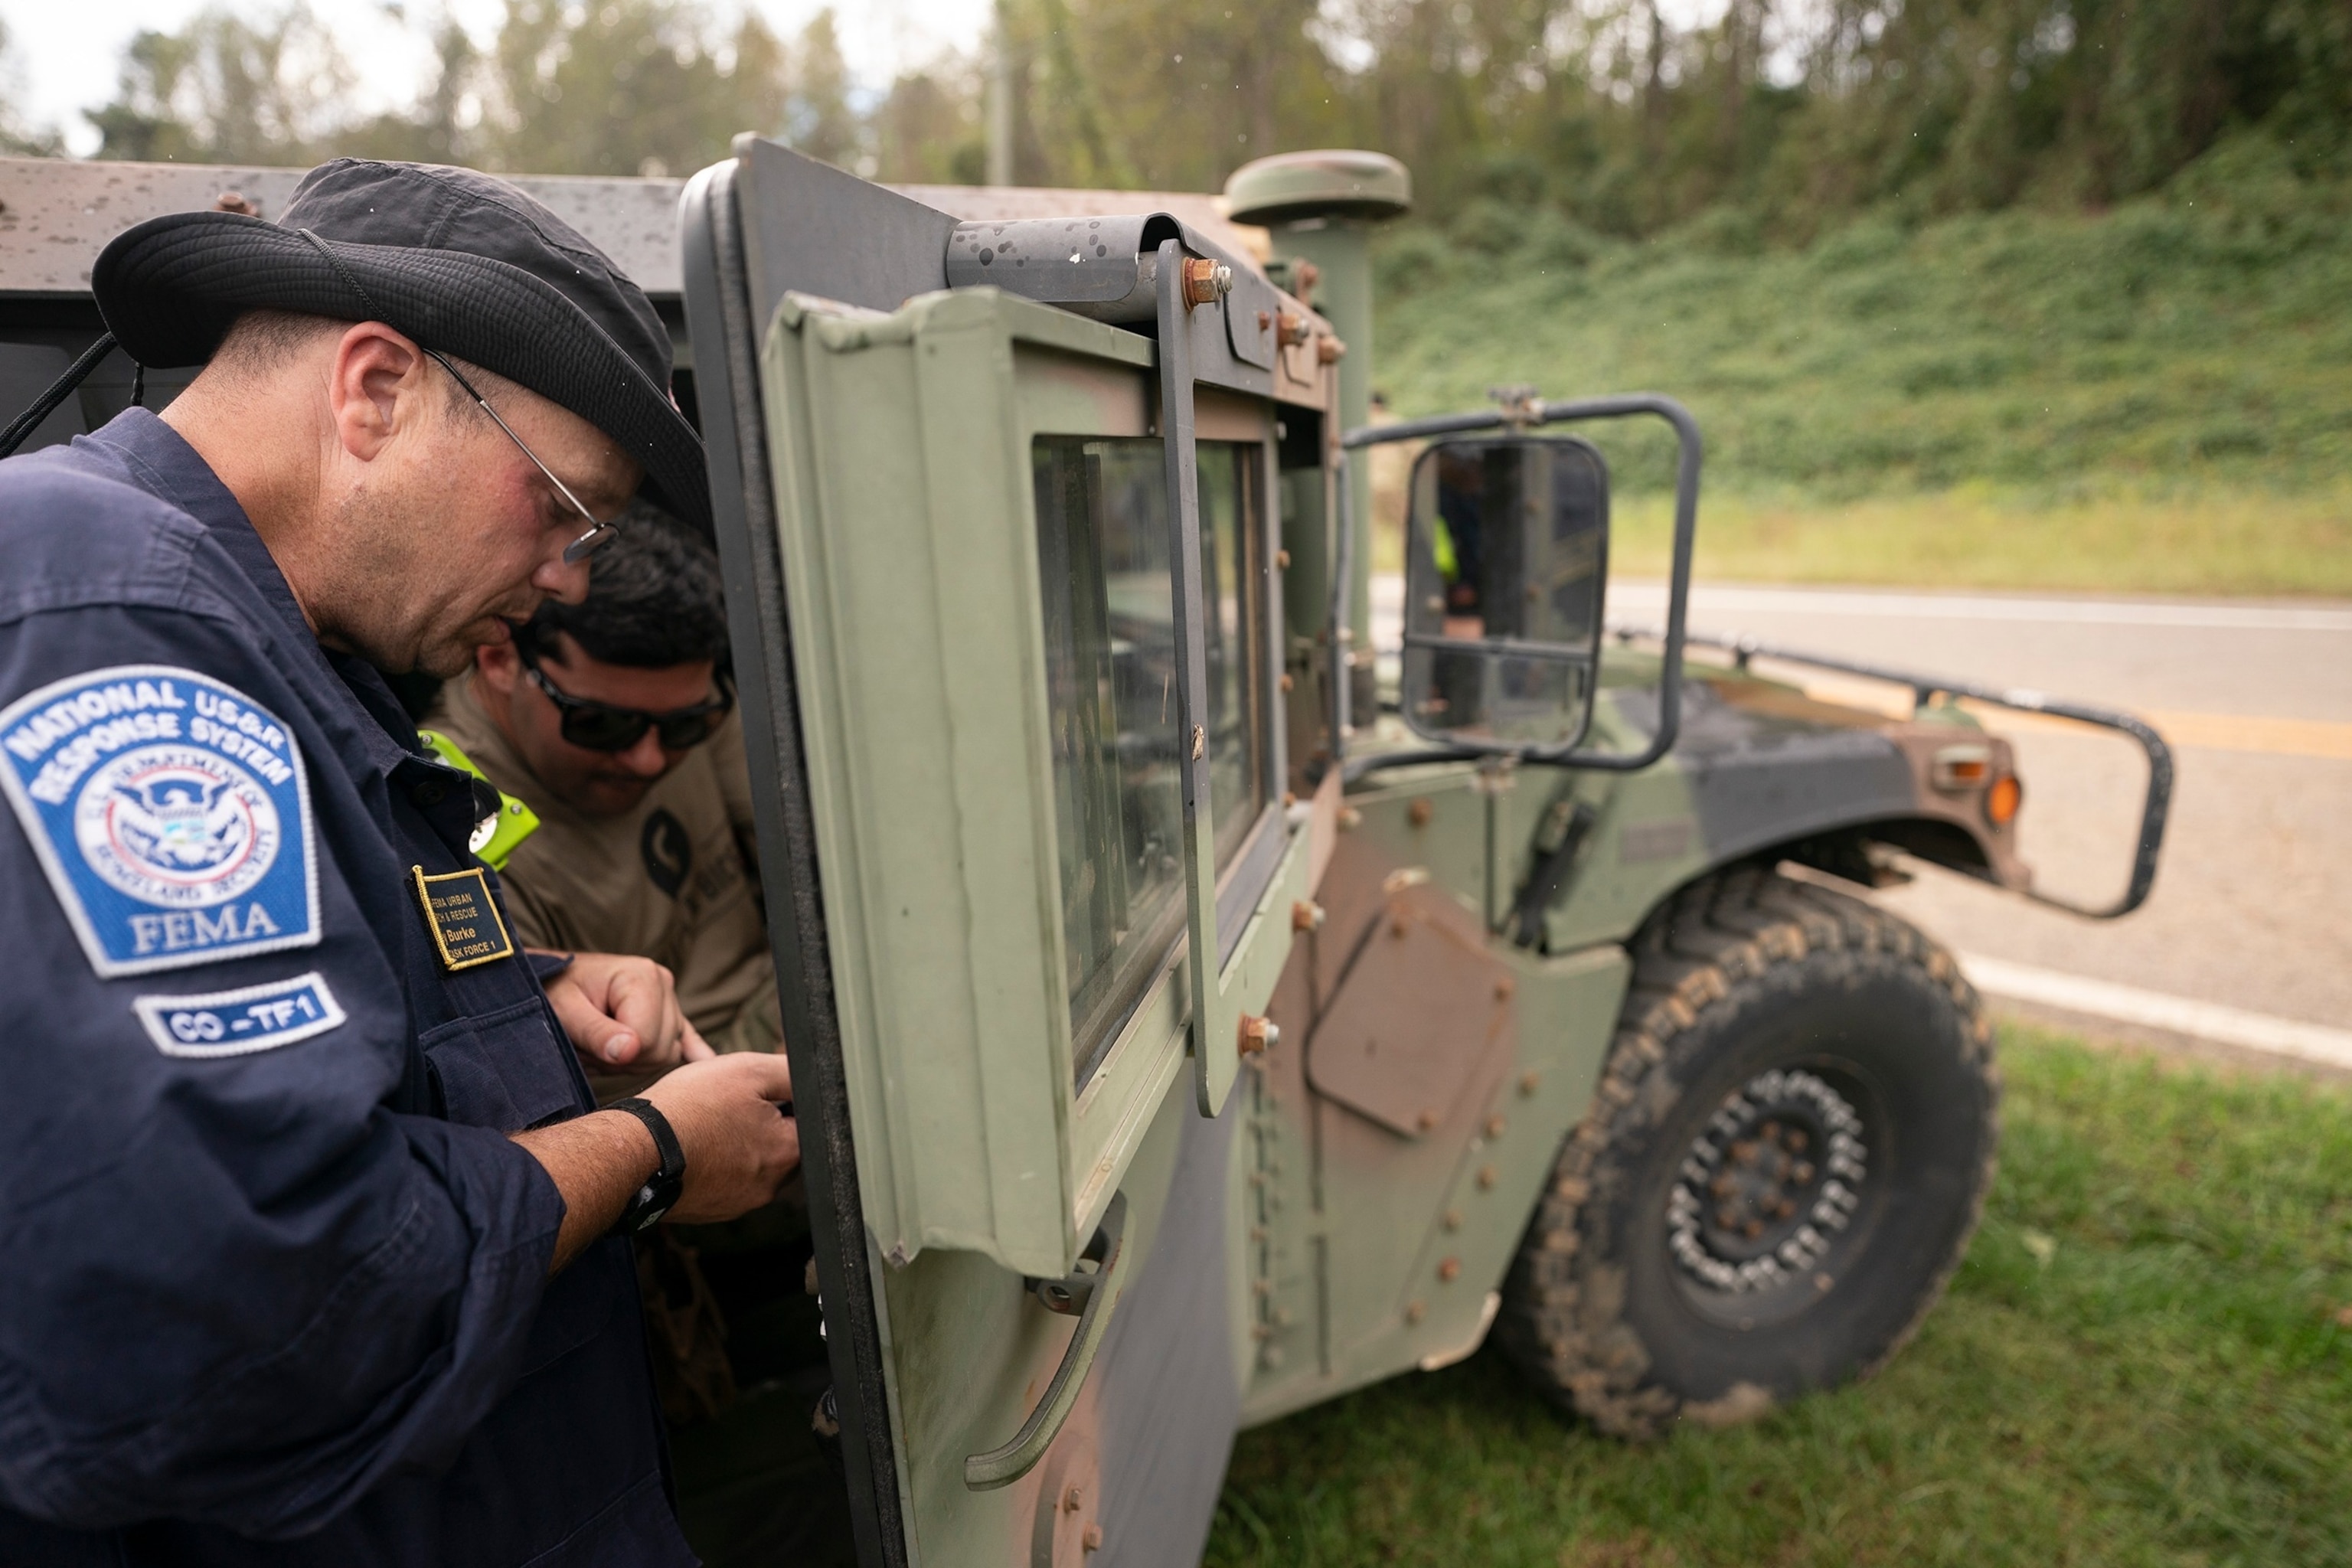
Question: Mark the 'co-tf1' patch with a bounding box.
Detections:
[133,972,347,1058]
[410,864,515,971]
[0,665,320,978]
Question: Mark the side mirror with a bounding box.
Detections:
[1402,436,1609,751]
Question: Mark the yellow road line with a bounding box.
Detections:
[1949,699,2352,760]
[1780,672,2352,760]
[2141,710,2352,762]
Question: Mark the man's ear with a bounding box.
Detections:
[325,322,433,463]
[475,638,523,697]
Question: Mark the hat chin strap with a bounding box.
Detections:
[0,332,122,459]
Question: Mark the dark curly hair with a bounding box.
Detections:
[517,500,730,669]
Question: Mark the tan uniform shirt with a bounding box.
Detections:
[426,674,781,1061]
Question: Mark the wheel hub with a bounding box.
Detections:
[1667,1067,1867,1295]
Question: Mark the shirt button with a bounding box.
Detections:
[411,782,446,807]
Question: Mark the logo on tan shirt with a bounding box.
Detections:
[642,808,691,898]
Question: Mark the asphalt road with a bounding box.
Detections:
[1374,577,2352,1047]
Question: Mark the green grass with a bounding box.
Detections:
[1206,1027,2352,1566]
[1604,486,2352,596]
[1369,147,2352,596]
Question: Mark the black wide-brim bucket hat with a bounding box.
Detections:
[90,158,710,536]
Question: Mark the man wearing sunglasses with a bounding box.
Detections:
[426,509,783,1082]
[0,161,796,1566]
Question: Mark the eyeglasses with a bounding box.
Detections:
[518,642,735,753]
[426,349,622,564]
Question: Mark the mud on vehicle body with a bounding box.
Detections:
[0,144,2170,1568]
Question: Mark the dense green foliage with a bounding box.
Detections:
[34,0,2352,241]
[994,0,2352,234]
[1380,129,2352,496]
[70,2,844,179]
[1364,127,2352,592]
[1207,1027,2352,1566]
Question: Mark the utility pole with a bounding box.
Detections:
[985,0,1014,186]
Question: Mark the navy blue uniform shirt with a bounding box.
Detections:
[0,410,696,1566]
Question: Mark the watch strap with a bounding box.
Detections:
[610,1096,686,1181]
[608,1096,686,1236]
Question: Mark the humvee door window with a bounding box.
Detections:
[1032,436,1266,1073]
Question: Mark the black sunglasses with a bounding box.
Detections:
[518,643,733,753]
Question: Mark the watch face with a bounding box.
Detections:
[627,1175,681,1232]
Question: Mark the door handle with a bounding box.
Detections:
[963,1193,1129,1491]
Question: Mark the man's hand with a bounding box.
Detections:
[642,1053,799,1224]
[540,950,714,1073]
[514,1052,799,1271]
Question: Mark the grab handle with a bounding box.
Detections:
[962,1193,1129,1491]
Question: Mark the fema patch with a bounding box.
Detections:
[0,665,320,978]
[133,972,346,1059]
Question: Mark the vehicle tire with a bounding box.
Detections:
[1497,865,1999,1439]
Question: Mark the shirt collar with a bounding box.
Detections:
[84,408,310,643]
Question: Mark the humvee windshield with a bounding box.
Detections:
[1032,436,1267,1080]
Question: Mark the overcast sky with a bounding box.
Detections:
[1,0,991,155]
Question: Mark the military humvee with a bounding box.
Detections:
[0,143,2170,1566]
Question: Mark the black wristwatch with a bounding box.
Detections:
[608,1096,686,1236]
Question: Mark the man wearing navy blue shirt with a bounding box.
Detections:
[0,162,801,1565]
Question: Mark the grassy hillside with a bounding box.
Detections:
[1370,139,2352,595]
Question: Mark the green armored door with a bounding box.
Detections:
[681,139,1338,1568]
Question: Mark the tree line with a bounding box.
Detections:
[11,0,2347,238]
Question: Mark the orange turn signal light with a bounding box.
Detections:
[1985,773,2023,825]
[1930,743,1993,792]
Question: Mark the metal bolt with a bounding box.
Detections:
[1405,1301,1426,1324]
[1338,806,1363,831]
[1494,976,1515,1001]
[1438,1256,1462,1282]
[1416,1109,1438,1132]
[1408,798,1434,828]
[1443,1207,1462,1231]
[1292,900,1325,933]
[1183,257,1233,306]
[1276,310,1311,347]
[1520,1072,1541,1096]
[1276,548,1292,569]
[1477,1165,1498,1191]
[1256,309,1272,332]
[1316,335,1346,364]
[1063,1485,1085,1514]
[1279,672,1295,692]
[213,190,260,217]
[1083,1522,1104,1551]
[1293,260,1321,298]
[1485,1115,1508,1140]
[1238,1014,1279,1057]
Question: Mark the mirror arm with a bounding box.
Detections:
[1330,454,1354,754]
[1341,394,1704,777]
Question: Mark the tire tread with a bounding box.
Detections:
[1496,868,2001,1438]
